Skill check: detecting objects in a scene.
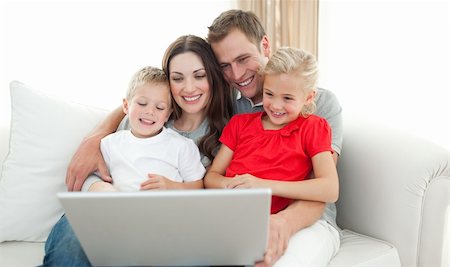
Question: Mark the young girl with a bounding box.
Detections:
[204,47,339,266]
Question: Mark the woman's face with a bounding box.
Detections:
[168,51,211,117]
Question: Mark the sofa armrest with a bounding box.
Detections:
[336,119,449,267]
[0,124,10,173]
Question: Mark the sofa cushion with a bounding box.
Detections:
[0,81,108,242]
[328,230,401,267]
[0,241,45,266]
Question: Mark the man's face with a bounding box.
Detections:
[211,29,270,104]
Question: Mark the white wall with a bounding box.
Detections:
[0,0,236,128]
[2,0,449,150]
[318,0,449,149]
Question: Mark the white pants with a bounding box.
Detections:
[273,219,340,267]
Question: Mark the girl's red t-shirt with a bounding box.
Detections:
[220,112,332,214]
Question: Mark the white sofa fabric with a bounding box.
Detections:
[2,121,448,267]
[0,109,448,266]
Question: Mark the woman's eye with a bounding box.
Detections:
[195,75,206,79]
[156,107,165,111]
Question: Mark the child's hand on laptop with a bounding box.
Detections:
[227,174,268,189]
[140,174,204,190]
[140,174,176,190]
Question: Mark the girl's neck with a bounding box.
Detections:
[261,114,286,130]
[173,112,206,132]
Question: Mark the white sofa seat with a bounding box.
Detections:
[329,230,400,267]
[0,241,44,267]
[0,117,448,267]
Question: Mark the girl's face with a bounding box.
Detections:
[168,52,211,117]
[262,73,315,129]
[123,82,172,138]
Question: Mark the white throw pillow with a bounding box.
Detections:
[0,81,108,242]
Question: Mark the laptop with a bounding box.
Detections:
[58,189,271,266]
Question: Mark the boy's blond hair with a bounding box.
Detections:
[264,47,318,116]
[126,66,169,102]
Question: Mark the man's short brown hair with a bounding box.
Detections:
[207,9,266,50]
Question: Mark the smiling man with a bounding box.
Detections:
[206,9,343,267]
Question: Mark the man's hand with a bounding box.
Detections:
[65,135,111,191]
[255,213,291,267]
[66,106,125,191]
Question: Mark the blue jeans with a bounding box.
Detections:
[43,214,91,267]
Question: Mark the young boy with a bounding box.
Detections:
[85,66,205,192]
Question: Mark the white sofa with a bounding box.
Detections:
[1,121,448,267]
[0,82,449,267]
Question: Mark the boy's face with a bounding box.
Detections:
[123,82,172,138]
[211,29,270,104]
[262,73,315,129]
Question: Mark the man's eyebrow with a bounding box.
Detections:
[234,54,250,62]
[220,53,250,65]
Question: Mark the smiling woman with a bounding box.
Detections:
[0,0,237,128]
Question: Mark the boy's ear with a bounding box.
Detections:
[122,98,129,114]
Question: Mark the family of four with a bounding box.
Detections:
[42,9,343,267]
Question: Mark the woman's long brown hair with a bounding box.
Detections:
[162,35,234,161]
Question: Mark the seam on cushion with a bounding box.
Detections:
[341,229,396,249]
[338,230,399,266]
[416,175,450,267]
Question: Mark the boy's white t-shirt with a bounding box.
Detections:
[84,127,205,192]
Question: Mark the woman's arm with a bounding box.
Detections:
[66,106,125,191]
[203,144,234,189]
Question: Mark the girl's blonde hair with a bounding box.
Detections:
[264,47,318,116]
[126,66,169,101]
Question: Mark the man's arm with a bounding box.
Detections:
[257,200,325,266]
[66,106,125,191]
[258,152,339,266]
